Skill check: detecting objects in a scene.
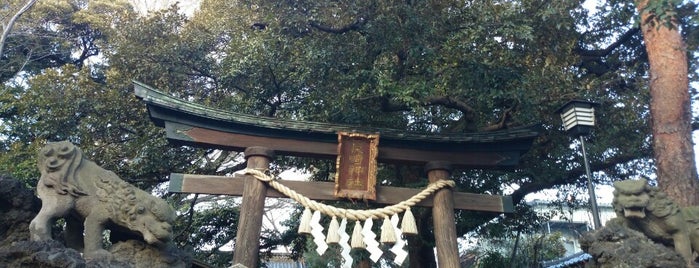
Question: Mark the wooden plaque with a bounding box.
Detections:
[334,132,379,200]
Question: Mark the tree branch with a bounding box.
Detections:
[510,151,651,204]
[423,95,477,115]
[175,193,199,241]
[379,96,410,112]
[481,106,515,131]
[0,0,38,58]
[308,17,366,34]
[574,27,640,57]
[574,27,641,76]
[217,161,247,175]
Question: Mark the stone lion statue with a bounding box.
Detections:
[29,141,175,259]
[612,178,699,267]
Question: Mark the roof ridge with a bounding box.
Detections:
[133,80,540,142]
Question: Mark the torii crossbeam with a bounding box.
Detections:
[134,81,539,267]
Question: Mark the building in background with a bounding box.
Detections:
[528,199,616,267]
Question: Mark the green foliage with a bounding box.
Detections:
[175,199,239,266]
[0,0,123,82]
[0,0,697,266]
[303,244,344,268]
[0,141,42,185]
[639,0,683,29]
[469,232,566,268]
[476,250,508,268]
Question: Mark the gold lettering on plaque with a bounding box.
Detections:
[348,143,365,188]
[334,132,378,200]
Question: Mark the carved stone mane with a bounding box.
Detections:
[30,141,175,259]
[612,179,699,267]
[38,142,87,197]
[93,168,174,232]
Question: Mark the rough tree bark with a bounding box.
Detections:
[635,0,699,206]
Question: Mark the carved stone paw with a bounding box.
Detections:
[29,220,51,241]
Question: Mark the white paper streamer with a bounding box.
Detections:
[338,218,353,268]
[362,218,383,262]
[310,210,328,255]
[389,214,408,265]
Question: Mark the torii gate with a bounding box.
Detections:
[134,81,539,267]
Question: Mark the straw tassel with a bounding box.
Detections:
[380,216,396,244]
[401,208,418,235]
[298,207,312,235]
[326,216,340,244]
[351,221,366,249]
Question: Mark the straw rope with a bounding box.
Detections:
[243,168,455,221]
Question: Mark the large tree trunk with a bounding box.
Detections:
[636,0,699,206]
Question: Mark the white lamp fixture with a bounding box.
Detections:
[556,100,599,136]
[557,99,602,229]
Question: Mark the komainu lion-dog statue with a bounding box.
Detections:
[29,141,175,259]
[613,179,699,267]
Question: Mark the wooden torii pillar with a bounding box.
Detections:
[426,161,459,267]
[134,82,539,267]
[233,147,273,266]
[170,153,509,267]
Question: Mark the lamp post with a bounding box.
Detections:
[557,100,602,229]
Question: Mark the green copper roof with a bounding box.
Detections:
[134,81,539,145]
[135,81,540,168]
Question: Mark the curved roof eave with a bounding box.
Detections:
[134,81,540,167]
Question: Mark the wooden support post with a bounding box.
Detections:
[233,147,274,267]
[426,161,459,267]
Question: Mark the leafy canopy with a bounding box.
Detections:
[1,0,697,266]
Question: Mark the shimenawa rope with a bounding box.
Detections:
[242,168,455,221]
